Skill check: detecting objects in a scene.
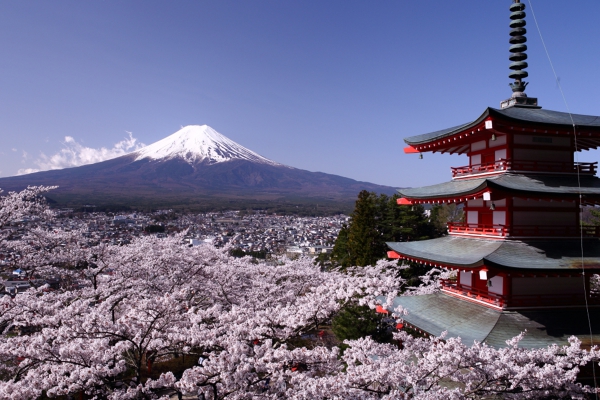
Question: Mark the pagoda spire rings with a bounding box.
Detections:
[500,1,538,108]
[508,0,528,95]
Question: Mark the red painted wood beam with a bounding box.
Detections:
[375,305,389,314]
[404,146,420,154]
[387,251,402,259]
[399,188,493,205]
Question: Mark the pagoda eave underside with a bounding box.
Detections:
[387,236,600,271]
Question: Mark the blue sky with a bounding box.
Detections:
[1,1,599,188]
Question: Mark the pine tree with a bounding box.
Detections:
[330,224,350,268]
[430,203,464,234]
[331,303,393,351]
[346,190,381,267]
[331,191,439,268]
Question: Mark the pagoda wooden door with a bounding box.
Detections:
[480,211,493,228]
[482,152,495,165]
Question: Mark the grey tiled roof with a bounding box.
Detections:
[485,239,600,270]
[390,293,500,345]
[387,236,600,270]
[390,293,600,348]
[500,106,600,127]
[405,107,600,145]
[398,178,488,199]
[387,236,499,267]
[397,173,600,200]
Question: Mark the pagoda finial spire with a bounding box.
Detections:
[501,0,539,109]
[508,0,528,94]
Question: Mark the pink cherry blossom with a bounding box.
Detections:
[0,187,597,399]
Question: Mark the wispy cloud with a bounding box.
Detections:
[17,132,145,175]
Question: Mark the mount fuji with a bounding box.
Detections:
[0,125,396,211]
[133,125,282,166]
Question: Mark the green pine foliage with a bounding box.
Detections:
[429,203,464,234]
[229,248,268,259]
[345,190,383,267]
[331,190,441,269]
[331,222,354,268]
[591,209,600,226]
[582,206,600,227]
[329,192,455,345]
[331,303,393,351]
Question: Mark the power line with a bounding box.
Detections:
[527,0,598,394]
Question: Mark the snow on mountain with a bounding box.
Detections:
[133,125,281,166]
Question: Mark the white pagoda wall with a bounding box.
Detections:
[488,275,504,295]
[459,271,472,287]
[469,135,507,166]
[465,199,507,226]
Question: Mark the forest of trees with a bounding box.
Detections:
[0,187,596,399]
[328,190,463,287]
[330,190,465,268]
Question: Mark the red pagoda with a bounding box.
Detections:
[387,0,600,348]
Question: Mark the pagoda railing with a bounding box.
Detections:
[451,159,597,178]
[451,160,509,177]
[441,280,600,308]
[441,280,505,307]
[448,223,600,238]
[448,223,507,237]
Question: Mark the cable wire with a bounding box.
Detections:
[527,0,598,393]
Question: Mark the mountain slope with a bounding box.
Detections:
[0,125,396,210]
[133,125,281,166]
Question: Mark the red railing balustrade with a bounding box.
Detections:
[447,223,507,237]
[451,159,597,178]
[448,223,600,238]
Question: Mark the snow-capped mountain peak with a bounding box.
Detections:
[133,125,280,166]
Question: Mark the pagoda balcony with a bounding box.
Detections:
[448,223,600,238]
[451,159,597,178]
[441,280,506,308]
[441,280,600,309]
[448,223,507,237]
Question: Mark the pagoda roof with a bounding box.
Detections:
[405,106,600,146]
[388,292,600,348]
[386,236,600,270]
[397,173,600,202]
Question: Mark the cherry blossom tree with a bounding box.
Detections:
[290,333,597,399]
[0,239,402,399]
[0,186,56,243]
[0,186,598,399]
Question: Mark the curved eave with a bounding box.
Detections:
[398,177,489,202]
[387,237,494,268]
[404,107,600,154]
[491,174,600,204]
[496,107,600,129]
[388,293,600,349]
[387,237,600,271]
[405,108,493,146]
[397,174,600,205]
